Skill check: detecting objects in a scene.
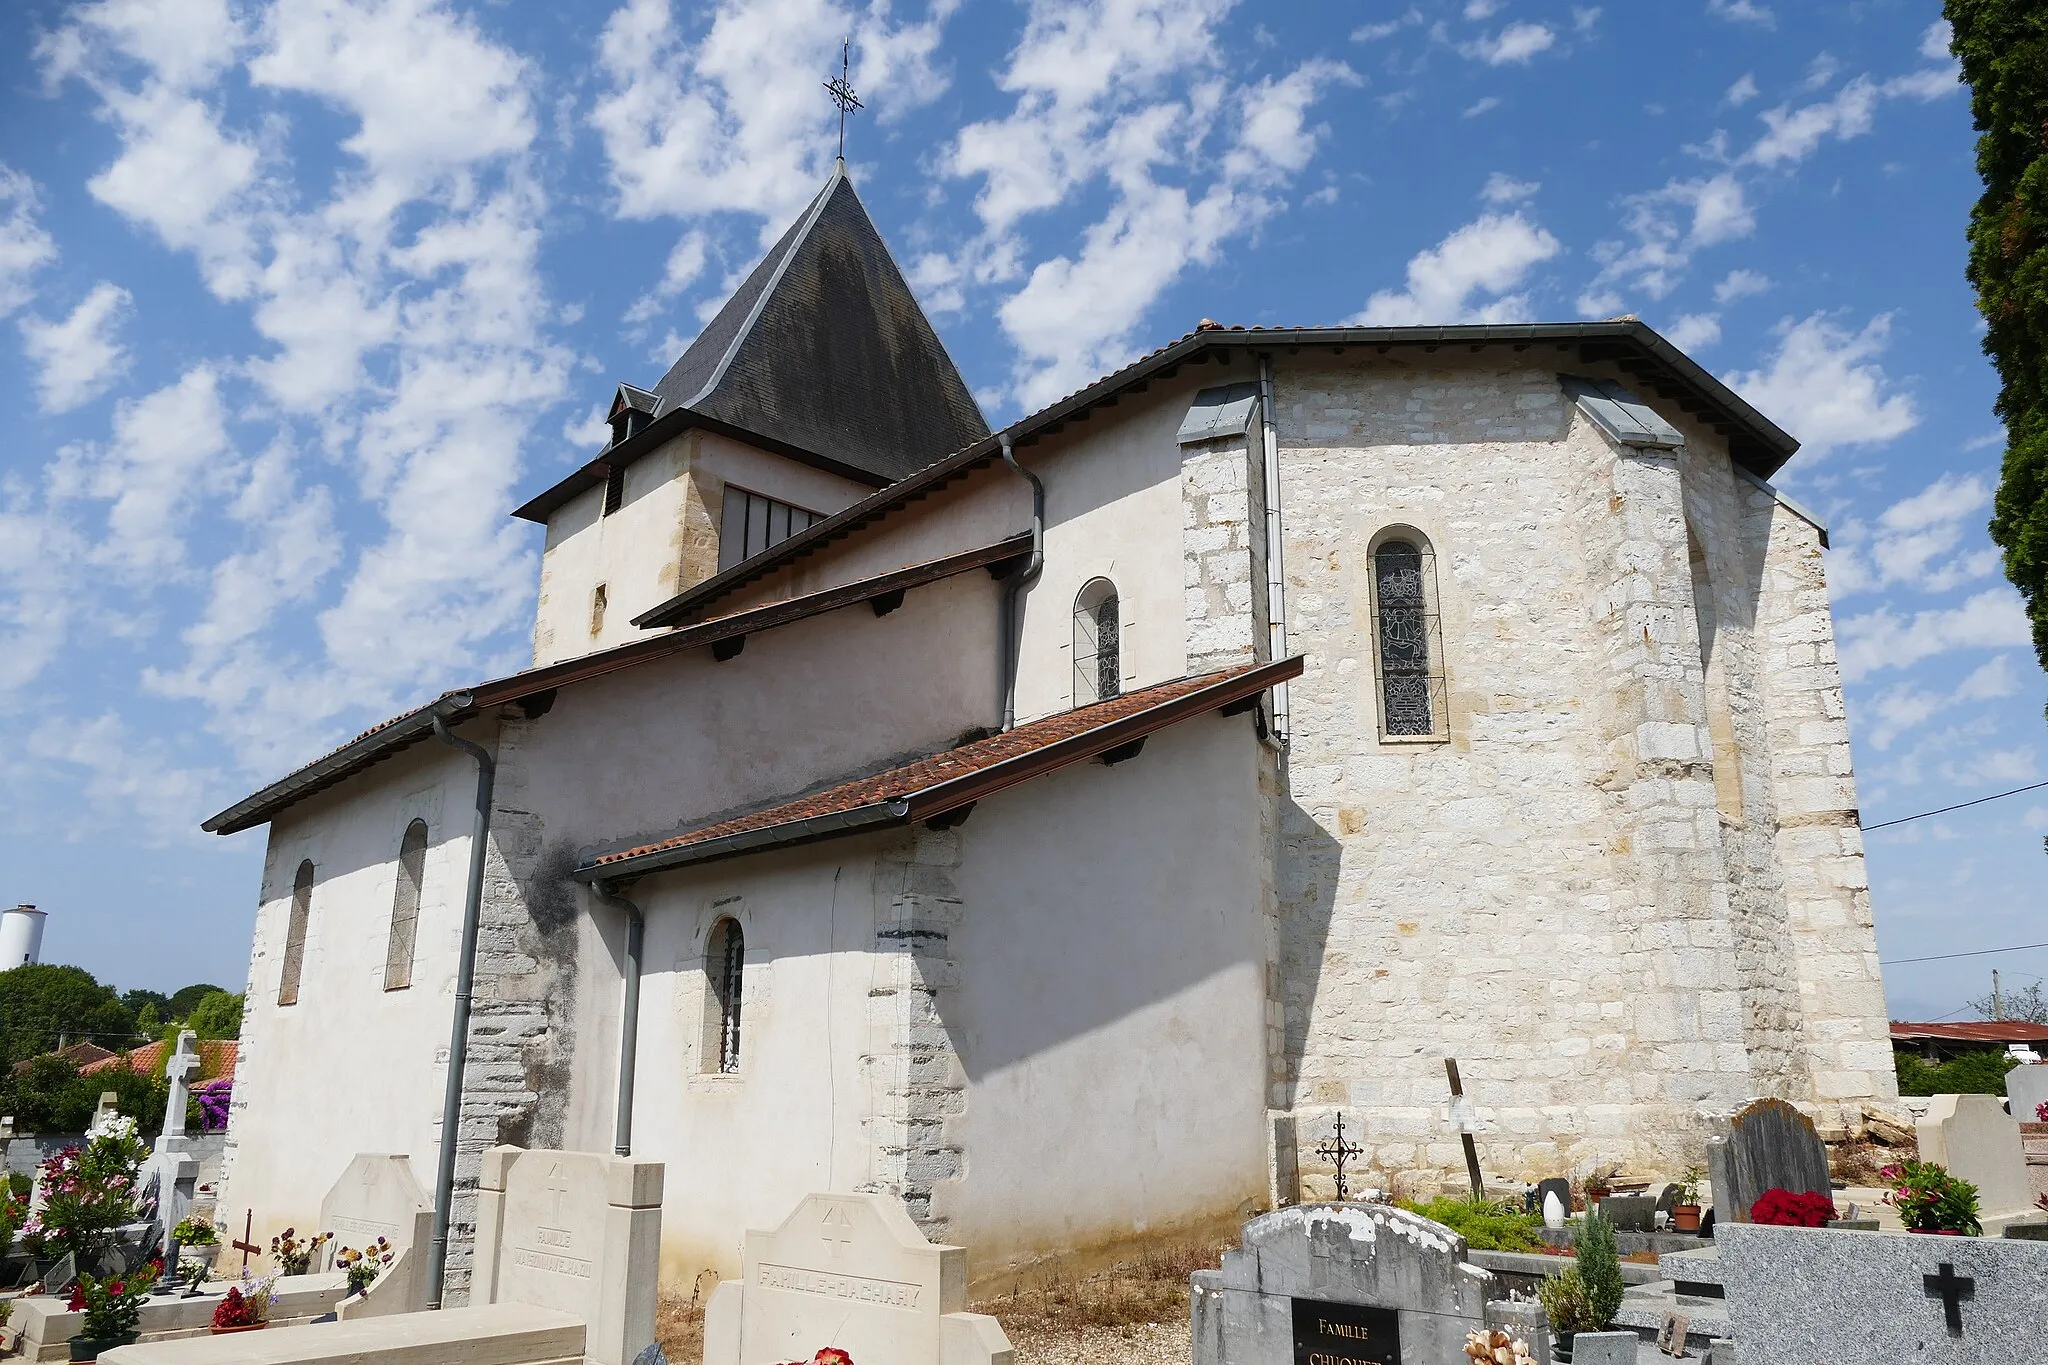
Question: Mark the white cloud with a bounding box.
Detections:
[1721,312,1917,456]
[1707,0,1774,28]
[1664,312,1721,351]
[1745,76,1880,167]
[1857,656,2019,751]
[1470,21,1555,66]
[1578,172,1753,310]
[1481,173,1538,205]
[1350,16,1413,42]
[60,367,233,578]
[1723,73,1759,107]
[1572,8,1601,35]
[1919,20,1952,62]
[1802,52,1841,92]
[1353,210,1562,326]
[18,282,133,413]
[1828,473,2002,600]
[1838,589,2031,682]
[1463,0,1504,18]
[1463,96,1501,118]
[1713,267,1771,303]
[0,164,59,316]
[624,230,710,325]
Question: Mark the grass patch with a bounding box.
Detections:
[1396,1197,1544,1252]
[971,1240,1228,1337]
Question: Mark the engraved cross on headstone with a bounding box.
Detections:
[820,1204,855,1260]
[162,1030,200,1139]
[1923,1261,1974,1336]
[545,1164,570,1224]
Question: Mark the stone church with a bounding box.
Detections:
[205,165,1894,1296]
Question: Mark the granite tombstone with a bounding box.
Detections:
[2006,1063,2048,1122]
[701,1192,1012,1365]
[1705,1098,1830,1225]
[1192,1204,1503,1365]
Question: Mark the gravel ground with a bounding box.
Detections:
[1007,1320,1189,1365]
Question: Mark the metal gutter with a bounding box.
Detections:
[589,880,644,1158]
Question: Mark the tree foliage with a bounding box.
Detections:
[1965,979,2048,1023]
[167,983,225,1018]
[0,965,138,1060]
[1949,1,2048,669]
[1894,1047,2019,1095]
[184,990,244,1040]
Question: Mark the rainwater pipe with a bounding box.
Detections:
[427,701,493,1311]
[998,431,1044,732]
[591,880,644,1157]
[1257,355,1291,744]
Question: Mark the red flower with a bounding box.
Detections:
[1750,1188,1835,1227]
[814,1352,854,1365]
[67,1286,85,1312]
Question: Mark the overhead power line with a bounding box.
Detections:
[1882,941,2048,967]
[1861,779,2048,832]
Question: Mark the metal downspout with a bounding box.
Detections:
[592,881,644,1157]
[1257,356,1290,744]
[427,704,494,1311]
[999,432,1045,732]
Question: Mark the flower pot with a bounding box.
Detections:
[69,1334,139,1362]
[1553,1331,1574,1362]
[1671,1204,1702,1232]
[211,1322,267,1335]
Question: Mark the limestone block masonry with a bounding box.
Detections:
[1262,358,1891,1194]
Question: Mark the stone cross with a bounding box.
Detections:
[1922,1261,1973,1335]
[162,1030,200,1139]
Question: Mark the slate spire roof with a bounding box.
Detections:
[649,162,989,484]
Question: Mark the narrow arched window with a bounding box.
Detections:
[1369,535,1445,739]
[385,821,428,991]
[706,918,744,1074]
[278,860,314,1006]
[1073,578,1121,704]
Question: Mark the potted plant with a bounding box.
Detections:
[1670,1168,1703,1233]
[209,1273,275,1335]
[1881,1160,1981,1235]
[269,1227,330,1276]
[67,1264,159,1361]
[1580,1166,1614,1209]
[335,1238,392,1298]
[1750,1188,1835,1227]
[1536,1210,1624,1361]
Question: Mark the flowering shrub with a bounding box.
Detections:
[269,1227,330,1276]
[196,1079,232,1132]
[69,1264,159,1338]
[777,1352,853,1365]
[1881,1160,1982,1235]
[25,1118,148,1261]
[172,1216,217,1247]
[1749,1188,1836,1227]
[210,1287,256,1329]
[336,1238,393,1296]
[2037,1100,2048,1124]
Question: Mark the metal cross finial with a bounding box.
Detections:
[824,36,862,161]
[1314,1111,1364,1202]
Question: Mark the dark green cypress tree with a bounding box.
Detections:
[1949,2,2048,674]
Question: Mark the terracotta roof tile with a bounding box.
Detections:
[1890,1022,2048,1043]
[79,1038,238,1080]
[585,656,1301,878]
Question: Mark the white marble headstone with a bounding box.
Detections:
[319,1153,434,1315]
[472,1145,663,1365]
[1918,1093,2034,1226]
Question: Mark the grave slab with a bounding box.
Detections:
[94,1302,586,1365]
[317,1153,434,1318]
[1704,1099,1830,1225]
[5,1275,349,1361]
[1719,1222,2048,1362]
[1916,1093,2034,1226]
[703,1191,1011,1365]
[471,1146,663,1365]
[1192,1203,1498,1365]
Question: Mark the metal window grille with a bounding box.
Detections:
[718,487,823,571]
[714,919,744,1074]
[1073,579,1121,704]
[278,860,314,1006]
[602,464,626,517]
[1370,540,1446,738]
[384,821,427,991]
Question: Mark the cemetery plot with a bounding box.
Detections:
[1705,1098,1831,1224]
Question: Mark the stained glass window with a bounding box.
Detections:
[1073,579,1121,704]
[1371,538,1444,738]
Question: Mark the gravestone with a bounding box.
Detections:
[701,1192,1011,1365]
[1533,1178,1573,1219]
[2007,1063,2048,1122]
[1191,1203,1499,1365]
[1598,1193,1655,1233]
[89,1092,121,1133]
[1720,1222,2048,1362]
[318,1153,434,1317]
[44,1252,77,1295]
[1704,1098,1830,1224]
[135,1032,203,1243]
[1917,1093,2034,1226]
[472,1145,663,1365]
[1650,1183,1682,1218]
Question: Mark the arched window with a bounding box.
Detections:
[1368,534,1446,739]
[706,918,744,1074]
[1073,578,1121,704]
[385,820,428,991]
[278,860,314,1006]
[589,583,608,636]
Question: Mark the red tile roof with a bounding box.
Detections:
[582,656,1303,879]
[80,1039,238,1080]
[9,1041,115,1077]
[1890,1022,2048,1043]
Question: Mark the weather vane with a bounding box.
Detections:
[824,36,862,161]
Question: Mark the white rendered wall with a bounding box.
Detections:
[218,728,490,1247]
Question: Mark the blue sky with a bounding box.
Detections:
[0,0,2040,1022]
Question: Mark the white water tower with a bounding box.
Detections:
[0,905,47,969]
